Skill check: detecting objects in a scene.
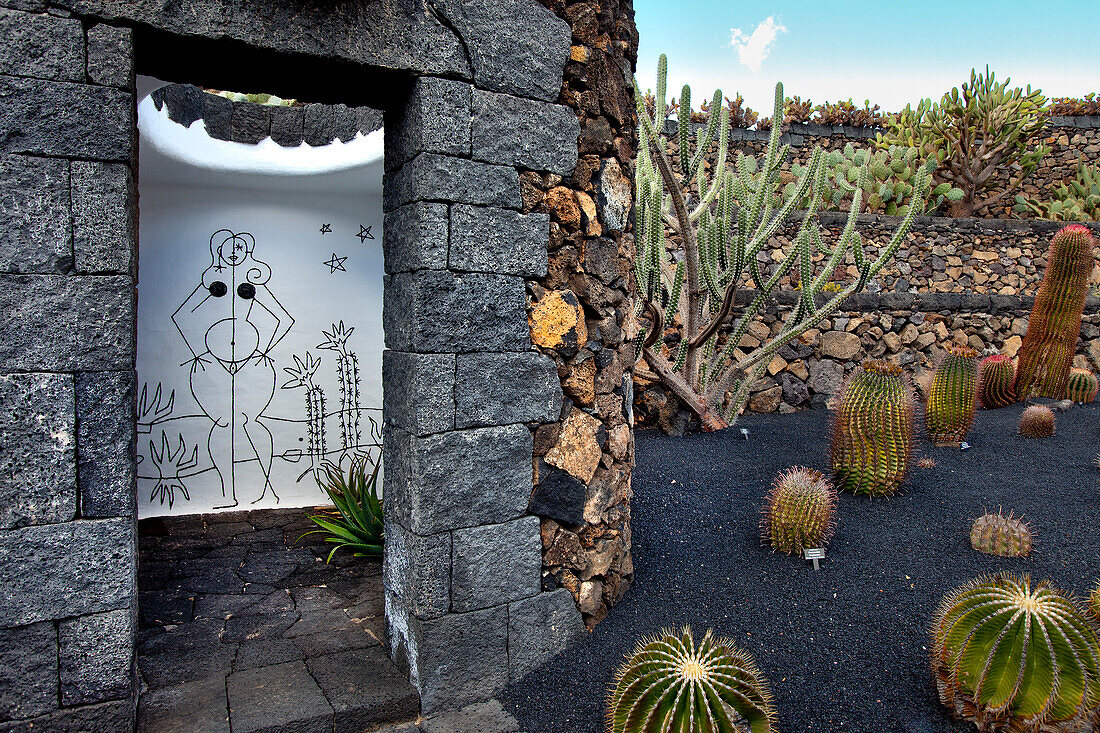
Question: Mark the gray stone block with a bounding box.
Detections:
[382,202,448,273]
[471,90,578,175]
[527,461,585,526]
[385,77,471,169]
[0,274,134,371]
[202,92,231,140]
[383,423,532,534]
[137,677,229,733]
[408,605,509,714]
[383,154,520,212]
[454,351,561,428]
[59,609,134,705]
[382,351,455,436]
[229,101,270,144]
[305,647,419,730]
[432,0,570,103]
[383,519,451,620]
[303,103,335,147]
[0,155,71,273]
[0,8,83,81]
[0,372,76,529]
[331,103,359,143]
[226,660,333,733]
[451,516,541,612]
[72,161,134,274]
[87,24,132,87]
[268,104,303,147]
[507,589,585,683]
[449,205,549,277]
[421,699,520,733]
[3,698,135,733]
[0,517,134,626]
[0,621,56,720]
[356,106,383,135]
[0,77,132,161]
[383,271,528,353]
[75,370,135,518]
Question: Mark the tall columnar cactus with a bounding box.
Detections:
[926,346,979,445]
[607,626,776,732]
[1014,224,1096,400]
[633,55,930,430]
[1066,367,1100,403]
[978,355,1017,409]
[970,510,1033,557]
[1018,404,1055,438]
[931,574,1100,732]
[830,360,915,496]
[761,467,837,554]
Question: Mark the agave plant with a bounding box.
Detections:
[301,451,383,562]
[607,626,776,732]
[932,573,1100,732]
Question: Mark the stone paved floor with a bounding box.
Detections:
[136,508,419,733]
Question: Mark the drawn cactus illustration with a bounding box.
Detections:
[1018,404,1055,437]
[926,346,979,445]
[137,382,175,432]
[1065,367,1099,403]
[318,321,362,451]
[970,510,1034,557]
[1014,224,1096,399]
[977,355,1017,408]
[830,360,915,496]
[761,467,837,555]
[282,352,326,480]
[148,432,198,508]
[607,626,776,732]
[931,573,1100,732]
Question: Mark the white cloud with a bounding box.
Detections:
[729,16,787,72]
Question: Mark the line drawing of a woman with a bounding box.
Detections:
[172,230,294,508]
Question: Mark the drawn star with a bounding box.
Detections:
[356,224,374,243]
[323,253,348,273]
[319,223,332,235]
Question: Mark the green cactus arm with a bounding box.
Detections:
[678,84,692,176]
[687,89,723,181]
[690,106,731,221]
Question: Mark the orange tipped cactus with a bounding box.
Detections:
[978,354,1016,408]
[926,346,979,445]
[1018,404,1055,437]
[1066,367,1099,403]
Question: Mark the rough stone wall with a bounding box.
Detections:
[523,0,638,630]
[0,7,139,730]
[670,116,1100,218]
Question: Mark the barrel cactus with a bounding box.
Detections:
[761,466,837,554]
[926,346,979,445]
[830,360,915,496]
[978,355,1017,408]
[970,510,1034,557]
[607,626,776,732]
[1018,405,1055,438]
[1066,367,1099,403]
[931,573,1100,732]
[1014,224,1096,400]
[1090,580,1100,624]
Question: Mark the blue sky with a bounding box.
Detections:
[634,1,1100,117]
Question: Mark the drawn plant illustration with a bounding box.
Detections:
[137,382,175,434]
[148,432,199,508]
[282,351,326,481]
[318,321,362,452]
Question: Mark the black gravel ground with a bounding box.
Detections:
[502,401,1100,732]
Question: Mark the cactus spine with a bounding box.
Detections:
[970,510,1034,557]
[1090,580,1100,624]
[931,573,1100,732]
[1065,367,1099,403]
[607,626,776,733]
[1018,404,1055,438]
[978,355,1017,408]
[1014,224,1096,400]
[761,467,837,554]
[830,360,915,496]
[926,346,979,445]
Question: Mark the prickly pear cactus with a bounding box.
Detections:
[761,467,837,554]
[1018,404,1055,438]
[932,573,1100,732]
[978,355,1017,408]
[970,510,1033,557]
[607,626,776,733]
[830,360,915,496]
[926,346,979,445]
[1065,367,1099,403]
[1014,224,1096,400]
